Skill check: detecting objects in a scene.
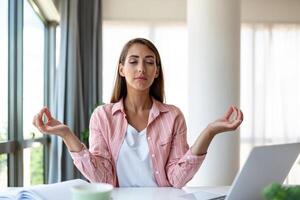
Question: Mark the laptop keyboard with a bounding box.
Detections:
[209,195,226,200]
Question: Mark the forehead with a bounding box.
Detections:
[126,43,155,58]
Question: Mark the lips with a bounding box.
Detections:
[134,76,147,80]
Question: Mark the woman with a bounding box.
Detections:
[33,38,243,188]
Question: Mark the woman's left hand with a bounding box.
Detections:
[207,106,243,136]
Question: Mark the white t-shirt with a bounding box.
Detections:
[116,124,158,187]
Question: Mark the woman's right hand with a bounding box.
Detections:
[33,107,71,138]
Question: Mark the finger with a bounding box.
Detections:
[234,107,243,123]
[38,107,48,116]
[36,113,45,128]
[225,120,241,131]
[235,107,241,121]
[44,107,53,121]
[235,119,243,129]
[228,106,238,122]
[232,118,243,130]
[38,107,50,122]
[34,115,42,130]
[236,107,242,122]
[32,114,46,134]
[224,106,234,120]
[34,118,45,133]
[240,109,244,121]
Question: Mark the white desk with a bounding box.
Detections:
[111,186,229,200]
[112,187,185,200]
[1,186,230,200]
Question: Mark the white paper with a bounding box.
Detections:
[0,179,89,200]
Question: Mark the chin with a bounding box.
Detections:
[131,85,151,92]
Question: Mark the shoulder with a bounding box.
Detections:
[91,103,115,116]
[89,102,123,130]
[154,100,184,118]
[90,102,117,121]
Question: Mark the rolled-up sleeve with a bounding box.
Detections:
[69,107,117,186]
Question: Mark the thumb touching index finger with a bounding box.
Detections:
[43,107,53,121]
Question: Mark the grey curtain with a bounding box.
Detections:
[49,0,102,183]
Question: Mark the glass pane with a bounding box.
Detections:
[0,154,8,187]
[0,0,8,142]
[23,0,45,139]
[23,145,44,186]
[56,26,60,69]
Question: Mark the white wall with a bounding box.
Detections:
[241,0,300,23]
[102,0,186,22]
[102,0,300,23]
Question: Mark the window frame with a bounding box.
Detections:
[0,0,57,186]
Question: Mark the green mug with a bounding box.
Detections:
[71,183,113,200]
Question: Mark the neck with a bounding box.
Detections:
[124,91,152,113]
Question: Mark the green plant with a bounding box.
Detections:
[80,103,103,146]
[30,146,44,185]
[0,154,7,173]
[0,132,8,172]
[263,182,300,200]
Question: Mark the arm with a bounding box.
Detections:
[165,109,205,188]
[33,107,83,152]
[166,106,243,188]
[33,107,116,185]
[191,106,243,155]
[70,119,116,185]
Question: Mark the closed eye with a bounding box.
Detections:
[145,59,155,65]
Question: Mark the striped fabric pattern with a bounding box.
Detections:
[70,97,206,188]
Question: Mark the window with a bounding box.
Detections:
[102,22,188,116]
[23,0,45,186]
[240,23,300,184]
[0,1,8,142]
[0,0,57,187]
[0,0,8,187]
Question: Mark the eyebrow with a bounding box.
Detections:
[128,55,155,59]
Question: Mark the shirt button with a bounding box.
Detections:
[151,154,155,157]
[187,156,191,160]
[155,171,159,175]
[147,136,151,140]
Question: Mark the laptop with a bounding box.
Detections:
[184,142,300,200]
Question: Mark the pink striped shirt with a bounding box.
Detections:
[70,97,206,188]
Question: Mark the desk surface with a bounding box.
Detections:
[1,186,230,200]
[112,186,229,200]
[113,187,185,200]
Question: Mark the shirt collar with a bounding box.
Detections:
[112,98,125,116]
[111,97,169,116]
[151,97,169,115]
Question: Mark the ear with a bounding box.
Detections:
[119,64,125,77]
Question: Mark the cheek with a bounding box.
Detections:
[121,66,133,76]
[153,67,159,76]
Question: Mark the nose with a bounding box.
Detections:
[137,61,146,73]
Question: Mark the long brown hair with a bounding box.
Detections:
[110,38,165,103]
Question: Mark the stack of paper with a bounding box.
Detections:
[0,179,89,200]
